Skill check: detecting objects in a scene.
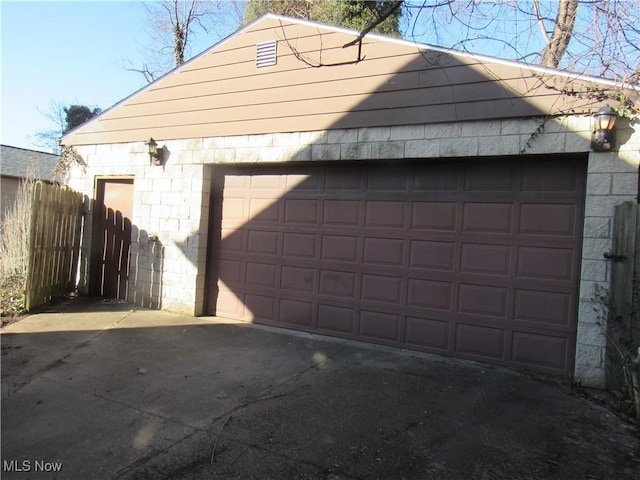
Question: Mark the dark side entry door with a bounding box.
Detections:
[91,178,134,300]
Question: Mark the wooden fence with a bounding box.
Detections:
[24,182,84,311]
[606,201,640,389]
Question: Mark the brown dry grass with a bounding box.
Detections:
[0,173,34,319]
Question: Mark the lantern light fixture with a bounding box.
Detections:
[146,137,163,165]
[591,106,617,151]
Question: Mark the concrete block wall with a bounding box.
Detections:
[67,143,209,315]
[186,116,593,165]
[575,120,640,387]
[66,115,639,387]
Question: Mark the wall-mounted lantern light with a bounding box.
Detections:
[591,106,617,151]
[146,137,163,166]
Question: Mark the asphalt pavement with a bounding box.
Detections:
[1,297,639,479]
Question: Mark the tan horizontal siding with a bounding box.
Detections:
[139,44,431,99]
[117,55,419,112]
[105,77,556,126]
[181,29,370,73]
[67,95,574,147]
[68,93,599,146]
[126,57,481,108]
[62,16,623,146]
[113,71,533,121]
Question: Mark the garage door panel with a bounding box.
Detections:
[326,169,363,190]
[217,259,244,285]
[519,204,577,237]
[409,240,456,271]
[319,270,357,299]
[367,169,409,191]
[281,266,316,293]
[462,203,513,233]
[247,230,279,255]
[511,331,568,371]
[280,299,314,327]
[321,235,360,262]
[216,289,245,318]
[411,202,457,231]
[220,228,244,250]
[250,174,287,190]
[284,198,319,224]
[407,278,452,311]
[517,246,575,281]
[522,161,579,192]
[224,174,249,189]
[455,324,505,359]
[221,197,247,223]
[286,173,321,191]
[318,304,356,335]
[245,293,276,322]
[323,200,360,226]
[246,262,278,289]
[458,284,508,318]
[249,198,280,223]
[364,237,404,266]
[405,316,450,350]
[359,310,401,342]
[283,232,317,258]
[365,201,406,228]
[514,289,572,327]
[414,165,459,191]
[210,156,585,375]
[460,243,511,275]
[464,163,515,192]
[361,274,403,305]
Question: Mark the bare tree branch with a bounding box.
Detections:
[280,25,364,68]
[343,0,403,48]
[407,0,638,88]
[124,62,158,84]
[533,0,551,44]
[126,0,242,83]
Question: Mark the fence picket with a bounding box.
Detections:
[24,182,83,311]
[606,201,639,390]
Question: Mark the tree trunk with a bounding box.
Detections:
[540,0,578,68]
[174,24,185,66]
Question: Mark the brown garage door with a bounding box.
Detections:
[207,156,586,374]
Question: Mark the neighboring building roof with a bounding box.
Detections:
[61,14,639,147]
[0,145,59,181]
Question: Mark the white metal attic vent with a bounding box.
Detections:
[256,40,277,68]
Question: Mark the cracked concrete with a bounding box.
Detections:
[1,297,639,479]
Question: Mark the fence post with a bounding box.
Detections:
[606,201,638,390]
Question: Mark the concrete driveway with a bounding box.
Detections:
[1,298,639,479]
